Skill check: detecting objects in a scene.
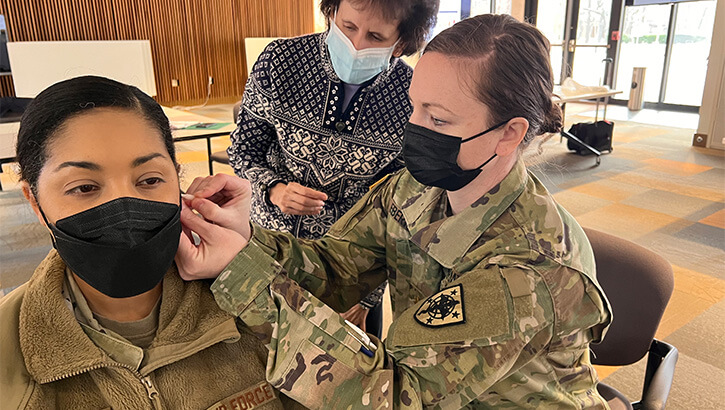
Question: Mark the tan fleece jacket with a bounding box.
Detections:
[0,250,306,410]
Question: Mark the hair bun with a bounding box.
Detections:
[541,101,563,134]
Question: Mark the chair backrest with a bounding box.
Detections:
[584,228,674,366]
[232,101,242,123]
[244,37,281,75]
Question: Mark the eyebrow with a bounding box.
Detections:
[422,102,455,115]
[341,19,388,40]
[131,153,166,168]
[55,161,101,172]
[54,153,166,172]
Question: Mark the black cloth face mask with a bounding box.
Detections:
[402,120,509,191]
[39,197,181,298]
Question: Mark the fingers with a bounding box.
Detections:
[176,206,249,281]
[288,182,328,201]
[277,195,323,215]
[186,174,252,207]
[290,193,325,208]
[186,176,205,197]
[190,197,237,229]
[197,174,251,200]
[276,183,325,215]
[180,202,195,239]
[175,231,198,280]
[179,206,216,239]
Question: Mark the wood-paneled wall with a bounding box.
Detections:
[0,0,314,105]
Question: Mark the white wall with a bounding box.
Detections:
[7,40,156,98]
[697,0,725,150]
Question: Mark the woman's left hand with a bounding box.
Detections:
[176,174,254,281]
[340,304,369,331]
[175,202,248,281]
[183,174,253,240]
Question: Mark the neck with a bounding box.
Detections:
[73,273,162,322]
[446,154,518,215]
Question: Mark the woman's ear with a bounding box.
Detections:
[495,117,529,157]
[393,42,405,58]
[21,182,46,226]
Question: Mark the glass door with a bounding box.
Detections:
[615,4,673,103]
[536,0,568,84]
[613,0,716,108]
[663,1,717,106]
[537,0,613,86]
[569,0,613,86]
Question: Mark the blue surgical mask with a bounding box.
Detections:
[325,15,398,84]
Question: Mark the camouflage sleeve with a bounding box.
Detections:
[237,174,396,312]
[211,249,558,409]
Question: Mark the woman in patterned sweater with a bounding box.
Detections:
[228,0,439,334]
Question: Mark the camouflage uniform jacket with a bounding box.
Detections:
[211,160,613,409]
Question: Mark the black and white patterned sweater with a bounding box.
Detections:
[228,32,413,240]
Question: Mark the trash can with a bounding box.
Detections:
[628,67,646,111]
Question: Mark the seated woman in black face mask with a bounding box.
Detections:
[0,76,306,410]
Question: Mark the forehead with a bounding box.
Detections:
[46,108,168,163]
[410,52,491,120]
[410,53,474,100]
[338,0,400,28]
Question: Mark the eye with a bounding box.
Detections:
[344,24,357,32]
[65,184,99,196]
[369,33,384,42]
[431,117,447,126]
[138,177,165,187]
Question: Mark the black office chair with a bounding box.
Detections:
[209,101,241,173]
[585,228,678,410]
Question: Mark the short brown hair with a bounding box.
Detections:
[320,0,439,56]
[425,14,562,144]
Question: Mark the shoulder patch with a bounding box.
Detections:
[414,284,465,328]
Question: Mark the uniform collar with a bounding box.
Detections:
[403,160,528,268]
[19,251,240,383]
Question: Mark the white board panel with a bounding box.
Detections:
[7,40,156,98]
[244,37,280,72]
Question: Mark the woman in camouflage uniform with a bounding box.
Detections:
[179,14,613,409]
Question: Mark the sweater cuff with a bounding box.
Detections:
[264,179,285,207]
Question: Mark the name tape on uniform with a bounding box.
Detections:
[207,380,276,410]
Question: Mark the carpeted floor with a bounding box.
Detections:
[1,102,723,408]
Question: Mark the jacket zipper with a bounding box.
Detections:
[42,363,163,409]
[142,375,163,410]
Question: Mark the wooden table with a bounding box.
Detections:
[552,87,622,166]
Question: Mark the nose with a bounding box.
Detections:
[348,32,365,51]
[103,181,144,204]
[408,108,424,127]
